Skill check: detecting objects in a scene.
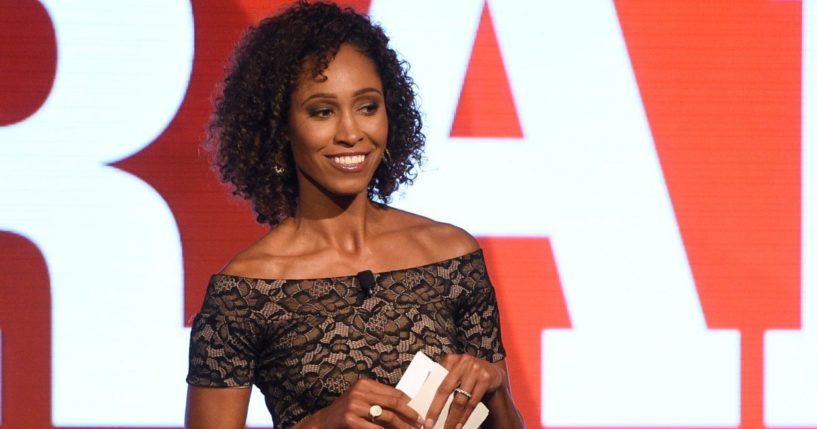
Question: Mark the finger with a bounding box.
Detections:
[444,377,476,429]
[347,383,414,429]
[347,400,382,429]
[424,367,466,428]
[439,353,462,371]
[353,380,422,427]
[374,408,425,429]
[377,394,423,428]
[353,376,418,418]
[452,382,487,429]
[354,420,386,429]
[451,358,496,428]
[358,377,416,402]
[352,419,387,429]
[343,402,385,429]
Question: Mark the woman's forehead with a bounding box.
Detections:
[292,44,383,98]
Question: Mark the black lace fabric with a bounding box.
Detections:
[186,249,506,427]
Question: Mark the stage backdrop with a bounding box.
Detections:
[1,0,814,428]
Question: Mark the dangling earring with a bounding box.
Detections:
[382,147,392,164]
[273,140,289,175]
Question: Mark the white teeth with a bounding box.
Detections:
[331,154,365,165]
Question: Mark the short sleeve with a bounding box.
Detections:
[455,253,507,363]
[186,275,264,387]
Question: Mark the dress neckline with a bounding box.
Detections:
[212,248,484,283]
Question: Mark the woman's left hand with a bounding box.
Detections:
[422,353,504,429]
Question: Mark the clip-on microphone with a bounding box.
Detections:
[356,270,375,298]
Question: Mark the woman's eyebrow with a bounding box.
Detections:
[301,92,336,105]
[301,87,383,106]
[353,87,382,97]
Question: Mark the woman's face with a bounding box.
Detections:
[288,43,388,199]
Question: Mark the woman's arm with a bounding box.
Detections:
[482,360,525,429]
[185,385,251,429]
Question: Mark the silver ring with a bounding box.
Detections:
[369,404,383,421]
[454,387,473,399]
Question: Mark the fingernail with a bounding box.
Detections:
[456,424,463,429]
[424,418,435,429]
[417,415,425,427]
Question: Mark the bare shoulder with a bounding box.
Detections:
[218,225,295,279]
[382,208,481,262]
[415,220,481,257]
[218,242,275,279]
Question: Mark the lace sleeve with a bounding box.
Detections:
[455,253,507,363]
[186,275,264,387]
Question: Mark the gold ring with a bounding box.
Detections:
[369,404,383,421]
[454,387,473,399]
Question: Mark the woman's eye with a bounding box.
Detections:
[309,108,333,118]
[359,102,379,115]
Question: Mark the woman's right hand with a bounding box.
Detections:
[299,377,425,429]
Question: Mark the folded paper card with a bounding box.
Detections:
[395,351,489,429]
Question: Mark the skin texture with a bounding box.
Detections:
[185,40,524,429]
[185,387,250,429]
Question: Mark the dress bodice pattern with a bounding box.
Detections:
[187,249,505,428]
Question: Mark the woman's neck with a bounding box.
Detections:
[292,190,384,256]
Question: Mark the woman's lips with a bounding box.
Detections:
[327,153,369,172]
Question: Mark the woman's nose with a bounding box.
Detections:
[334,110,363,146]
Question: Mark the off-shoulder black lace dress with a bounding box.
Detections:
[186,249,506,428]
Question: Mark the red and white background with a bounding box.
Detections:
[0,0,814,427]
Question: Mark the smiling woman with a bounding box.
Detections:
[206,1,423,228]
[288,44,389,199]
[184,2,524,428]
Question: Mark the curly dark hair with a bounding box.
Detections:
[206,1,424,227]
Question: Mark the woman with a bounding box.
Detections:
[185,2,525,428]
